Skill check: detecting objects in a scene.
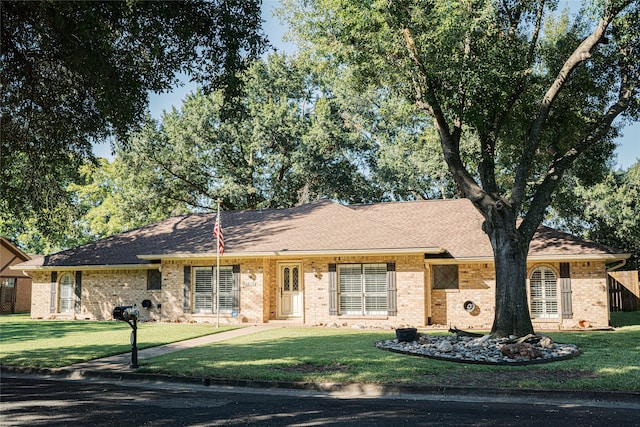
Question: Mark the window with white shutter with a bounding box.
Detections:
[192,266,236,314]
[530,267,558,319]
[215,266,235,313]
[338,263,387,315]
[193,267,213,314]
[59,273,75,314]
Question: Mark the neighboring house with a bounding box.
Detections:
[13,199,629,330]
[1,237,33,314]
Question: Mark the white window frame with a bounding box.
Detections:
[192,266,234,314]
[59,273,75,314]
[530,266,558,319]
[215,266,234,313]
[193,267,213,314]
[338,263,387,316]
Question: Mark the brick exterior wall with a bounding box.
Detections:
[429,263,496,330]
[28,257,611,330]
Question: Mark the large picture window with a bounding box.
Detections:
[59,273,75,314]
[530,267,558,319]
[192,266,237,314]
[338,263,388,315]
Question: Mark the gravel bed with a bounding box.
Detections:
[375,333,580,366]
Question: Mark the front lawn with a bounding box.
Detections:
[1,314,638,392]
[0,316,236,368]
[141,318,640,392]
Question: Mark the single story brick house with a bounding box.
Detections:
[13,199,628,330]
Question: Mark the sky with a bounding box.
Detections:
[93,0,638,169]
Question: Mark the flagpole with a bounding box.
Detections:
[215,199,221,328]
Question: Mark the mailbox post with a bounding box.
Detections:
[112,304,140,368]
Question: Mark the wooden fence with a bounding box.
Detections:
[608,270,639,312]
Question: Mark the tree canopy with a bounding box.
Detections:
[121,53,381,212]
[281,0,640,336]
[1,0,266,237]
[551,160,640,269]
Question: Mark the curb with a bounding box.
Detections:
[3,365,640,405]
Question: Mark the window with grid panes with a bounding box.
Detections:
[530,267,558,318]
[432,265,459,289]
[215,266,234,312]
[193,267,213,313]
[338,263,387,315]
[192,266,234,314]
[59,273,75,313]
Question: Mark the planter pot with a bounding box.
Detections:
[578,320,591,328]
[395,327,418,342]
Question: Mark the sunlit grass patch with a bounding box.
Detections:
[0,318,237,368]
[141,320,640,392]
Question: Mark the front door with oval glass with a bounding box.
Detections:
[279,263,303,318]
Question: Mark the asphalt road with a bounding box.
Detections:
[2,373,639,426]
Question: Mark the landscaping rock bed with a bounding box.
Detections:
[376,332,580,365]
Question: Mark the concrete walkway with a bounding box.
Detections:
[65,325,277,373]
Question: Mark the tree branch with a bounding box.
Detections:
[511,1,631,210]
[402,27,486,205]
[520,55,637,241]
[153,155,218,202]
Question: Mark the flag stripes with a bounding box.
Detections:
[214,215,224,255]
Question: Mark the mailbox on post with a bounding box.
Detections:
[112,304,140,368]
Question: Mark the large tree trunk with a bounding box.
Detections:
[482,200,535,338]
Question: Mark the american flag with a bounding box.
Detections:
[214,215,224,255]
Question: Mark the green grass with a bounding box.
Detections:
[138,325,640,392]
[0,316,237,368]
[611,311,640,327]
[2,313,639,392]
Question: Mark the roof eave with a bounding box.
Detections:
[137,247,446,260]
[10,263,160,272]
[424,253,630,264]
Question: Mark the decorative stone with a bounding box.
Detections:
[500,342,543,360]
[539,336,554,348]
[375,333,579,365]
[436,340,454,353]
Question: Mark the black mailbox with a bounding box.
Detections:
[112,305,139,321]
[112,304,140,368]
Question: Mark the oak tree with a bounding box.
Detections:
[283,0,640,336]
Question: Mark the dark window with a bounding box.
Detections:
[432,265,459,289]
[147,269,162,290]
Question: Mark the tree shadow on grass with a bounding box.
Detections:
[1,343,134,368]
[141,328,640,392]
[0,320,129,344]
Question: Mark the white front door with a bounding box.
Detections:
[279,263,303,318]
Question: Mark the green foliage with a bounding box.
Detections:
[1,0,266,245]
[550,161,640,268]
[280,0,639,337]
[122,53,382,211]
[70,158,191,241]
[282,0,638,213]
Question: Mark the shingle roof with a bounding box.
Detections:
[14,199,625,269]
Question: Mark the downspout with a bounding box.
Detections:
[606,258,627,272]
